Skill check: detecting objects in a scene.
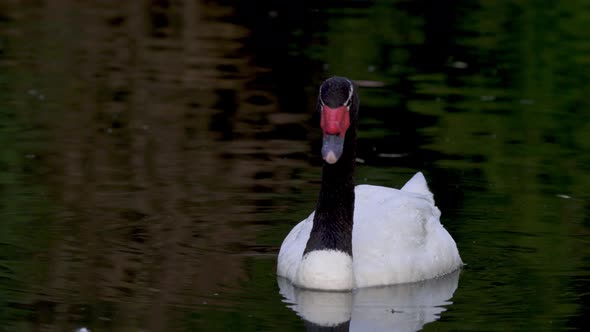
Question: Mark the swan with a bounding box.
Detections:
[277,76,462,290]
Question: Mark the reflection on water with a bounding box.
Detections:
[1,0,589,331]
[0,1,305,331]
[278,270,460,332]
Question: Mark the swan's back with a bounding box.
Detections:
[353,173,462,287]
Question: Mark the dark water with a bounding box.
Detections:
[1,1,589,331]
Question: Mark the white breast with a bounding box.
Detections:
[295,250,353,290]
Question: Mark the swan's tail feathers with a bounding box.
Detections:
[401,172,433,197]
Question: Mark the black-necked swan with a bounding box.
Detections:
[277,76,462,291]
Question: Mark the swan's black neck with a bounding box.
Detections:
[304,122,357,256]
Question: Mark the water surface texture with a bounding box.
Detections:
[1,1,589,331]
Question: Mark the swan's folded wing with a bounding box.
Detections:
[400,172,434,203]
[352,184,461,287]
[277,212,314,281]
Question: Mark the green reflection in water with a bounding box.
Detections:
[307,0,590,330]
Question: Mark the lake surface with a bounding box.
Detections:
[1,1,589,331]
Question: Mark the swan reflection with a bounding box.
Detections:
[278,270,460,332]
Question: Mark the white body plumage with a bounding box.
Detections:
[277,172,463,290]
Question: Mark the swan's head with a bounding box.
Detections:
[318,77,357,164]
